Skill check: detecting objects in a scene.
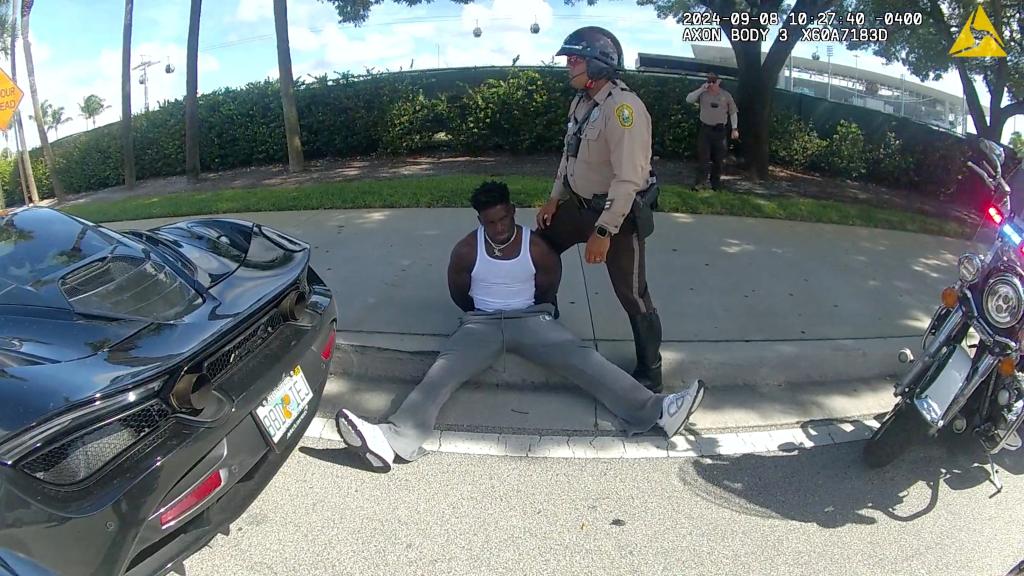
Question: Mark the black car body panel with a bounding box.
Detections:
[0,208,337,576]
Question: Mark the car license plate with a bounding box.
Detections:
[255,366,313,449]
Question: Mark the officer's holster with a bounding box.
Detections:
[632,168,660,240]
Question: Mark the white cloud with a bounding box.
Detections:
[235,0,272,23]
[288,24,325,52]
[234,0,338,29]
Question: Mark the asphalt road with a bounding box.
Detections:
[184,435,1024,576]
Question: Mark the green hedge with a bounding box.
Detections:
[3,66,971,205]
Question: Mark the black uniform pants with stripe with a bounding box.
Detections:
[536,193,654,317]
[697,123,728,189]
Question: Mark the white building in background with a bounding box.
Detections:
[637,45,983,135]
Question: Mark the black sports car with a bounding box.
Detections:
[0,208,337,575]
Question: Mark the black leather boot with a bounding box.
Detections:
[629,311,663,393]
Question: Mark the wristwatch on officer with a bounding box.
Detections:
[595,225,612,238]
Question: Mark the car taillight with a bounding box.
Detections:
[321,329,336,361]
[160,469,224,528]
[990,206,1005,225]
[1,380,168,486]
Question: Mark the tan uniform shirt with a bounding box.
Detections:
[549,80,652,234]
[686,86,738,128]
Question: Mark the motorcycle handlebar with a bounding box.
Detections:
[967,161,1012,203]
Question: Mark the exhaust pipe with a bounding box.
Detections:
[278,289,308,322]
[898,348,915,364]
[170,371,214,412]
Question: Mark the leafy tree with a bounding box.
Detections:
[1010,131,1024,156]
[845,0,1023,141]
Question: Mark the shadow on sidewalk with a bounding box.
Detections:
[298,446,384,474]
[676,431,1024,529]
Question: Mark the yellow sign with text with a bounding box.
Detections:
[0,68,23,132]
[949,5,1007,58]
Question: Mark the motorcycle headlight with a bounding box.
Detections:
[958,254,983,284]
[984,274,1024,328]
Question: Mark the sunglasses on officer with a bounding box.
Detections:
[566,55,585,66]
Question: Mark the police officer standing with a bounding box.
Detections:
[536,27,665,392]
[686,72,739,190]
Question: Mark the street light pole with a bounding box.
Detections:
[788,52,793,90]
[826,46,833,101]
[962,92,967,135]
[900,74,905,117]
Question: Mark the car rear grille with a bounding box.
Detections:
[21,402,171,486]
[60,256,148,299]
[203,309,286,383]
[60,255,202,322]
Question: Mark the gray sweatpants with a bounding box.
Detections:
[379,304,667,461]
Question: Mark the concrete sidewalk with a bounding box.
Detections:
[110,208,979,433]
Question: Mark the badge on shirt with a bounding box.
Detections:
[589,108,601,123]
[615,103,634,128]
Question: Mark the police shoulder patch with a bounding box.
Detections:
[614,103,634,128]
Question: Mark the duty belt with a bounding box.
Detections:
[564,175,607,213]
[573,192,608,213]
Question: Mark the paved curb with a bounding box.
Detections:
[301,415,881,459]
[333,333,915,389]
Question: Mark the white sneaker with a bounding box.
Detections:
[335,409,396,473]
[658,379,706,438]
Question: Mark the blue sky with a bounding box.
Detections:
[4,0,1020,150]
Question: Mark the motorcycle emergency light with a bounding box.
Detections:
[1002,224,1024,246]
[998,356,1017,377]
[990,206,1005,225]
[941,287,959,309]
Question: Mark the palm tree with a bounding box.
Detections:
[78,94,110,129]
[185,0,201,182]
[121,0,135,188]
[28,99,70,137]
[21,0,65,201]
[28,98,51,125]
[5,0,36,205]
[0,0,11,209]
[0,1,11,59]
[48,105,70,138]
[273,0,303,172]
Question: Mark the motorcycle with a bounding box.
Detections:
[864,138,1024,489]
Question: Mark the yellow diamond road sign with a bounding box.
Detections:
[0,68,23,132]
[949,5,1007,58]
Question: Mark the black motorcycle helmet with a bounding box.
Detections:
[556,26,624,81]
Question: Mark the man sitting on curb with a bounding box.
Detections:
[334,180,705,472]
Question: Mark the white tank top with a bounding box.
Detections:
[469,225,536,312]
